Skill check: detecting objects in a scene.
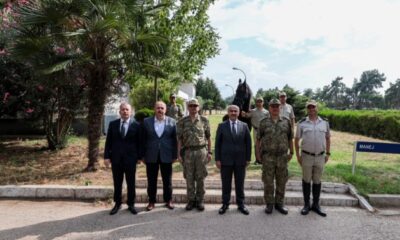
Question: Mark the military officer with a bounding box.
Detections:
[177,98,212,211]
[278,91,295,129]
[295,100,330,217]
[241,96,269,164]
[166,93,183,120]
[257,98,294,215]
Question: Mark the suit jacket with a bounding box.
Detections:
[141,116,177,163]
[215,119,252,166]
[104,118,141,166]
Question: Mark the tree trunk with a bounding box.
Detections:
[154,76,158,102]
[85,65,109,172]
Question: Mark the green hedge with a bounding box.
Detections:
[319,109,400,142]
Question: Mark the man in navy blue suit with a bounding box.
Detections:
[215,105,252,215]
[140,101,178,211]
[104,103,141,215]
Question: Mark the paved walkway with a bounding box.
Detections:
[0,200,399,240]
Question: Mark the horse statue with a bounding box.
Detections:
[223,78,253,131]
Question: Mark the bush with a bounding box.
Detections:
[319,109,400,142]
[134,108,154,123]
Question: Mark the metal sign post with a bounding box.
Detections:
[352,141,400,175]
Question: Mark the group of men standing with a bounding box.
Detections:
[104,92,330,218]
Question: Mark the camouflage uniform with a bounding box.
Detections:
[166,104,183,120]
[258,116,293,205]
[177,115,210,203]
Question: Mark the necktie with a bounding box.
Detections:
[121,120,127,137]
[231,121,237,135]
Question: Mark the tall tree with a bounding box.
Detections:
[352,69,386,109]
[195,77,225,110]
[385,79,400,109]
[13,0,167,171]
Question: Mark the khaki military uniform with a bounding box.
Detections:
[258,116,293,205]
[166,104,183,120]
[279,103,295,121]
[296,116,330,184]
[177,115,210,202]
[246,108,269,161]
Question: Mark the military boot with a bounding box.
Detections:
[301,180,311,215]
[196,201,205,211]
[185,201,196,211]
[311,183,327,217]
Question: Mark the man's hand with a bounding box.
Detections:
[206,153,212,163]
[288,153,293,162]
[216,160,221,169]
[297,155,302,166]
[104,159,111,168]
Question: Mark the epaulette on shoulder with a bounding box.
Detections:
[298,117,306,123]
[200,115,208,121]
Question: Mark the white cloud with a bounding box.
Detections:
[203,0,400,97]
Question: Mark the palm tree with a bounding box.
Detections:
[13,0,167,171]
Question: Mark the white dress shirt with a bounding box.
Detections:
[154,117,166,137]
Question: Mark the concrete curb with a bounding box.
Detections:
[347,184,375,212]
[0,180,358,207]
[368,194,400,207]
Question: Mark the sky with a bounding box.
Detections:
[201,0,400,98]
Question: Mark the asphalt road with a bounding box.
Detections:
[0,200,399,240]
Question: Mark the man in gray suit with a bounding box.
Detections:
[215,105,252,215]
[140,101,178,211]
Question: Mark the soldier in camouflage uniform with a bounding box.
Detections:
[257,98,294,215]
[166,94,183,120]
[177,98,212,211]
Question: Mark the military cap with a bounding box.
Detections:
[279,91,287,97]
[306,100,318,107]
[256,96,264,102]
[170,93,176,98]
[188,98,200,106]
[269,98,280,106]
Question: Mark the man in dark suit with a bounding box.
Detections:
[215,105,252,215]
[140,101,177,211]
[104,103,140,215]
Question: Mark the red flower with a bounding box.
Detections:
[54,47,66,55]
[37,85,44,91]
[3,92,10,103]
[25,108,34,113]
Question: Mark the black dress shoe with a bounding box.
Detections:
[218,204,229,215]
[109,204,121,215]
[165,201,174,210]
[301,204,311,215]
[265,204,273,214]
[128,205,138,215]
[238,205,249,215]
[275,204,288,215]
[197,201,205,211]
[185,201,196,211]
[311,204,327,217]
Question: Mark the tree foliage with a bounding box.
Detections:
[195,77,225,110]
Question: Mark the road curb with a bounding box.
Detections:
[368,194,400,207]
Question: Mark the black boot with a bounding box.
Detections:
[301,180,311,215]
[312,183,327,217]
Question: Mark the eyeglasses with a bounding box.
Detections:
[307,105,316,109]
[188,105,198,107]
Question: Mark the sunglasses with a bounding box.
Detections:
[307,105,316,109]
[189,104,198,107]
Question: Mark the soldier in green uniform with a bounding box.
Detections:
[166,94,183,120]
[295,100,331,217]
[177,98,212,211]
[257,99,294,215]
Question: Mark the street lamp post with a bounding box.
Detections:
[225,84,234,96]
[232,67,247,82]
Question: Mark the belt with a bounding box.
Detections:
[302,150,325,156]
[186,145,206,151]
[262,151,287,156]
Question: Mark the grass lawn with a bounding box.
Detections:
[1,114,399,196]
